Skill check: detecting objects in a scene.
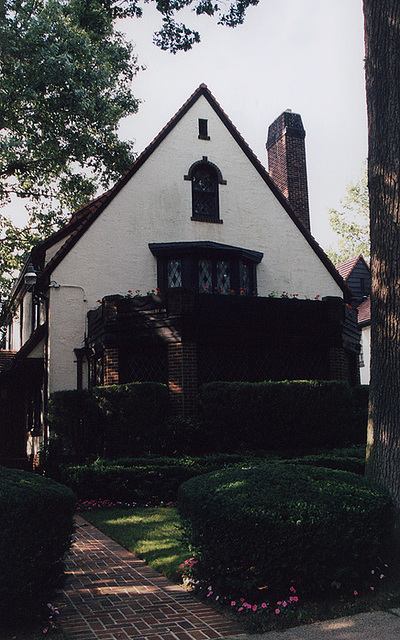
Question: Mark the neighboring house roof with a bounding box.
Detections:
[336,254,370,281]
[357,296,371,326]
[11,83,350,302]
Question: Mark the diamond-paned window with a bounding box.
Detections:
[167,259,182,288]
[198,259,212,292]
[242,262,249,294]
[216,260,230,292]
[192,167,218,219]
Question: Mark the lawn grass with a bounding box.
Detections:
[81,505,400,633]
[82,506,189,581]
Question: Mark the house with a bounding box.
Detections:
[0,84,359,467]
[336,254,370,384]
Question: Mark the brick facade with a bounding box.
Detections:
[266,110,311,232]
[103,348,119,386]
[168,342,198,417]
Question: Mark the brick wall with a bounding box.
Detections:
[103,348,119,386]
[266,110,310,232]
[168,342,198,416]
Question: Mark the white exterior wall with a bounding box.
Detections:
[360,324,371,385]
[45,95,343,392]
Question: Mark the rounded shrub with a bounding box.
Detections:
[177,462,392,599]
[0,467,76,622]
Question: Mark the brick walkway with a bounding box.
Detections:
[57,516,245,640]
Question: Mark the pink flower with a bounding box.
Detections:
[290,586,296,593]
[230,601,236,607]
[238,607,244,612]
[252,604,258,611]
[275,608,280,615]
[370,587,375,591]
[354,590,358,596]
[261,602,268,609]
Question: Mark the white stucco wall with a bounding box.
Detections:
[360,324,371,385]
[45,94,343,392]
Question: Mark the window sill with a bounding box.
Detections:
[191,216,223,224]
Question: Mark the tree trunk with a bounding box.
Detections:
[364,1,400,511]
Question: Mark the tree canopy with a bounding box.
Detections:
[327,167,370,265]
[0,0,140,300]
[0,0,258,305]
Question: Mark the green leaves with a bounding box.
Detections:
[327,166,370,264]
[0,0,140,306]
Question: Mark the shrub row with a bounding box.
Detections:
[58,454,263,502]
[46,382,171,461]
[57,448,365,503]
[198,381,368,452]
[177,462,392,599]
[45,381,369,464]
[0,467,76,622]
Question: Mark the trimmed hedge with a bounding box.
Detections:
[46,380,368,463]
[93,383,169,457]
[59,454,264,503]
[177,462,392,599]
[0,467,76,622]
[288,445,366,475]
[46,382,169,461]
[198,380,365,452]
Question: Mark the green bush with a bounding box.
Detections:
[46,389,104,462]
[350,385,369,443]
[177,462,392,599]
[93,382,169,457]
[198,380,363,453]
[59,454,266,502]
[45,382,170,463]
[0,467,76,622]
[288,446,366,475]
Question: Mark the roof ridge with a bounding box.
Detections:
[10,84,350,302]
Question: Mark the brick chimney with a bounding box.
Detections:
[266,110,310,232]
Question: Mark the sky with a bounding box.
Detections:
[115,0,367,252]
[6,0,367,254]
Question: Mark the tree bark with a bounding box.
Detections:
[364,1,400,511]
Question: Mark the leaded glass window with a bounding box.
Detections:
[242,262,249,294]
[167,259,182,288]
[192,166,218,219]
[198,259,212,292]
[216,260,230,292]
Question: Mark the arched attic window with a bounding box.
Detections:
[184,157,226,223]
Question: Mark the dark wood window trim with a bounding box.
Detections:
[150,241,262,296]
[184,157,226,223]
[198,118,210,140]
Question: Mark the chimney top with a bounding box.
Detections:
[266,110,310,232]
[266,111,306,150]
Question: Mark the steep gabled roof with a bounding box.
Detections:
[15,84,349,299]
[337,254,370,281]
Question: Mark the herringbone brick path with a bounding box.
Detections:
[57,516,245,640]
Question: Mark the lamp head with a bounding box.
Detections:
[24,264,38,289]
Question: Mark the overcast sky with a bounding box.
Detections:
[6,1,366,254]
[116,0,367,252]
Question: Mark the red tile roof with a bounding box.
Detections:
[336,255,362,281]
[357,296,371,325]
[336,254,370,281]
